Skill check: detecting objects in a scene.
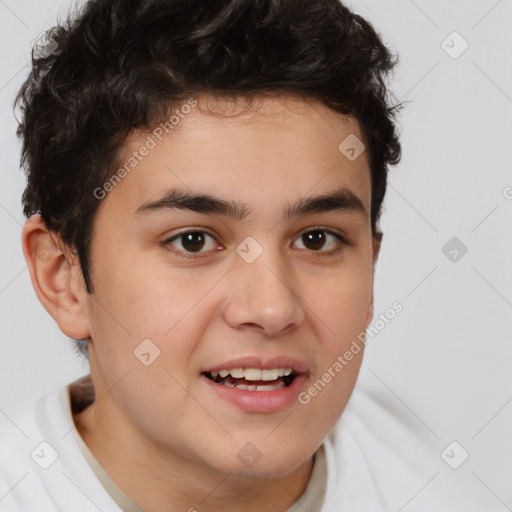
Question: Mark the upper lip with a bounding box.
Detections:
[201,356,310,375]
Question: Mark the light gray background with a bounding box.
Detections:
[1,0,511,509]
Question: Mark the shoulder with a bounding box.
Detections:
[321,385,503,511]
[0,379,120,512]
[0,389,63,511]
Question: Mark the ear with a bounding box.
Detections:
[22,214,91,339]
[365,232,383,327]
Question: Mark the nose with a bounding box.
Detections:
[222,242,306,337]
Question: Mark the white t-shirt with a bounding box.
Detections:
[0,376,501,511]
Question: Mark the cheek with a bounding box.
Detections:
[307,261,373,337]
[298,277,369,432]
[298,260,371,410]
[86,264,221,399]
[91,243,209,336]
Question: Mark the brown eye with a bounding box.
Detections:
[302,230,327,251]
[180,232,207,252]
[163,230,220,259]
[293,228,348,255]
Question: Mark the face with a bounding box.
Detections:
[77,93,378,478]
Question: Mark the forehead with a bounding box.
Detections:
[101,93,371,221]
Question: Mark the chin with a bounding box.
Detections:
[226,443,310,479]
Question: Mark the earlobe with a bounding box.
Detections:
[22,215,91,340]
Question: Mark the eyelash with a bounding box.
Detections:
[160,227,352,260]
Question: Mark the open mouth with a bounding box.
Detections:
[201,370,298,391]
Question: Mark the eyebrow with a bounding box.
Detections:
[135,185,368,221]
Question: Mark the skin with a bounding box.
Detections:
[22,93,381,512]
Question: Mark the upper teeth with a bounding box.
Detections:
[212,368,293,380]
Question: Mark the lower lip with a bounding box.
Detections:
[200,373,309,413]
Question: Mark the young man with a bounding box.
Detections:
[1,0,461,511]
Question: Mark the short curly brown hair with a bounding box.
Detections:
[15,0,404,360]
